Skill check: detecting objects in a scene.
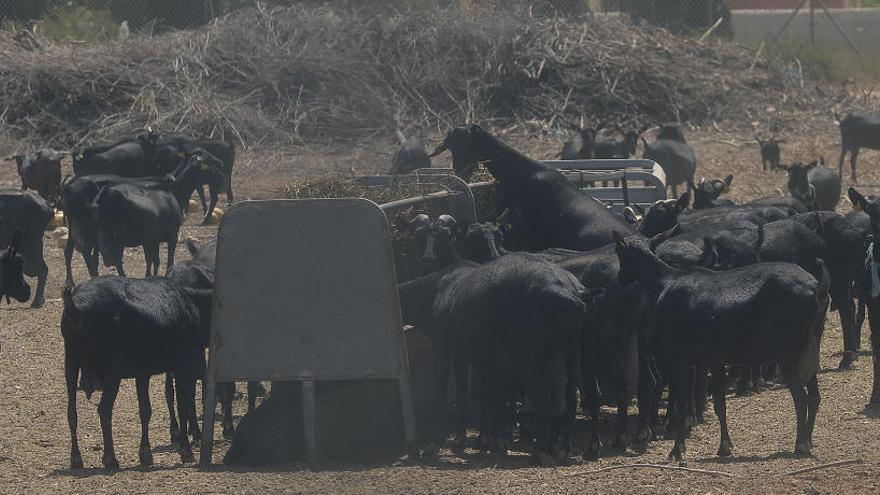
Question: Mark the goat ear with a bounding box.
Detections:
[723,175,734,189]
[819,156,827,166]
[849,187,867,211]
[612,231,627,248]
[7,229,22,258]
[676,192,691,211]
[649,225,679,251]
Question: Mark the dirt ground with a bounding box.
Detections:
[2,121,880,494]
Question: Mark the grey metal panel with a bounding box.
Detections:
[210,199,407,382]
[353,174,476,225]
[543,158,658,171]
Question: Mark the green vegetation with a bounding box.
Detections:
[765,40,880,83]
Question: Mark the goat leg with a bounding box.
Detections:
[783,366,810,456]
[452,357,469,454]
[175,373,197,463]
[712,366,733,457]
[805,375,820,452]
[64,237,76,287]
[30,260,47,309]
[668,361,691,461]
[165,373,181,449]
[65,354,84,469]
[219,382,236,439]
[633,356,657,450]
[136,376,154,466]
[201,185,218,226]
[246,381,260,414]
[165,237,177,276]
[850,148,860,182]
[868,302,880,405]
[98,377,121,471]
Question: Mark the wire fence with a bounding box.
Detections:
[0,1,730,41]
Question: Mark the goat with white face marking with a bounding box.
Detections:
[780,158,841,212]
[614,231,829,461]
[692,176,734,209]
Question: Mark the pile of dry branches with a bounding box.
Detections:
[0,3,831,149]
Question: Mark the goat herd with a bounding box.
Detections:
[392,115,880,466]
[0,111,879,471]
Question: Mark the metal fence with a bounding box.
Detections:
[0,1,732,40]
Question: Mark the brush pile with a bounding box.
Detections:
[0,3,829,149]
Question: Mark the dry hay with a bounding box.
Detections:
[0,3,856,152]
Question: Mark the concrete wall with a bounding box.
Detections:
[731,8,880,56]
[729,0,859,8]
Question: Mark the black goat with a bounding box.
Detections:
[4,149,65,206]
[624,194,690,238]
[792,212,873,370]
[677,203,794,233]
[166,237,265,441]
[72,133,161,178]
[755,135,784,171]
[62,276,212,470]
[0,230,31,305]
[0,190,53,307]
[398,253,597,464]
[155,135,237,219]
[490,204,683,456]
[642,124,696,199]
[747,195,809,213]
[593,130,641,159]
[560,128,597,160]
[62,174,127,286]
[780,158,841,211]
[614,232,829,460]
[389,131,431,174]
[431,124,635,251]
[395,212,462,271]
[857,240,880,405]
[692,176,734,209]
[837,112,880,182]
[92,152,226,277]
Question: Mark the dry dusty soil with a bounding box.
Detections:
[1,122,880,494]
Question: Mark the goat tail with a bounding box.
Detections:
[814,258,831,303]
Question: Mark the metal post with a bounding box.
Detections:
[199,351,218,469]
[302,380,317,463]
[816,0,864,58]
[773,0,808,42]
[810,0,815,44]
